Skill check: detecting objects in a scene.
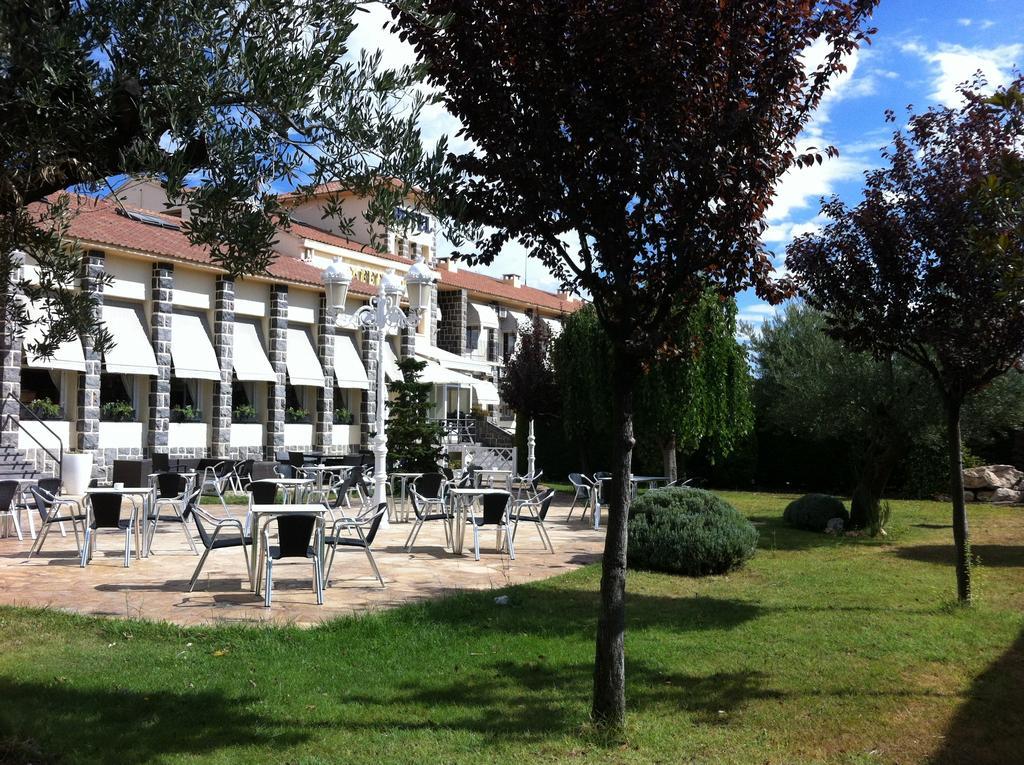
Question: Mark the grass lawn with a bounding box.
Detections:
[2,491,1023,764]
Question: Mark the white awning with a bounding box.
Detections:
[467,301,499,329]
[101,303,158,375]
[232,321,277,382]
[334,335,369,390]
[470,377,501,406]
[170,313,220,381]
[286,328,325,388]
[21,300,85,372]
[418,360,477,387]
[414,339,493,374]
[501,309,530,330]
[543,317,563,338]
[382,342,402,382]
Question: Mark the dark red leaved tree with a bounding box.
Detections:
[395,0,877,725]
[787,76,1024,604]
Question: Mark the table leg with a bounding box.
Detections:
[592,489,601,530]
[250,515,261,593]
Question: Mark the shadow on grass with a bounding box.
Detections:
[0,682,309,764]
[745,515,850,552]
[930,626,1024,764]
[893,544,1024,568]
[337,659,783,740]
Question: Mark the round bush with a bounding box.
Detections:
[783,493,849,532]
[627,487,758,576]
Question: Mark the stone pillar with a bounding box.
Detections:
[0,255,24,450]
[212,278,235,457]
[436,288,467,355]
[147,263,173,457]
[265,285,287,459]
[400,321,416,360]
[360,328,381,450]
[315,294,334,453]
[77,251,104,472]
[429,283,440,346]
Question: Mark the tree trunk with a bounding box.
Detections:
[591,361,635,727]
[945,398,972,604]
[662,432,677,483]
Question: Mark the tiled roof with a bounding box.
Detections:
[437,265,581,315]
[36,195,377,296]
[286,219,411,265]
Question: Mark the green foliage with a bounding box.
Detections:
[783,494,849,532]
[100,401,135,422]
[627,487,758,576]
[232,404,257,423]
[285,407,310,424]
[552,299,753,473]
[26,397,63,420]
[1,0,445,352]
[386,357,444,472]
[170,405,202,424]
[334,408,354,425]
[500,315,558,419]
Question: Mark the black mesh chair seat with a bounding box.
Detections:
[82,492,137,567]
[249,481,279,506]
[209,533,253,550]
[512,489,556,554]
[267,543,315,559]
[28,486,86,558]
[469,492,516,561]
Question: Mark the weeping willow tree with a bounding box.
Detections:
[552,295,752,479]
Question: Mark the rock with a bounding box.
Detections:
[825,517,845,534]
[964,464,1024,490]
[975,487,1021,503]
[964,491,975,502]
[963,467,999,489]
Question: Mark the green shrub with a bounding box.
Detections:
[233,404,258,423]
[285,407,310,424]
[100,401,135,422]
[170,404,202,423]
[26,397,63,420]
[333,407,354,425]
[627,487,758,576]
[783,493,848,532]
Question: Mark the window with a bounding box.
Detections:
[486,329,497,362]
[466,327,481,354]
[285,385,312,423]
[100,373,137,421]
[503,332,517,361]
[170,378,197,410]
[20,369,61,407]
[232,377,258,422]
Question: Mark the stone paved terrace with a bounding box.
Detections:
[0,497,604,627]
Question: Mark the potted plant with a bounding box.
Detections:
[170,404,203,423]
[26,397,65,421]
[100,401,135,422]
[285,406,310,424]
[61,449,93,495]
[333,407,354,425]
[232,404,258,423]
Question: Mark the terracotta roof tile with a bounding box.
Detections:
[437,265,582,315]
[37,195,377,296]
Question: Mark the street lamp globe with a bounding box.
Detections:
[405,255,437,313]
[381,269,404,298]
[323,257,353,310]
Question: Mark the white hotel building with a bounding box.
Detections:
[1,180,580,477]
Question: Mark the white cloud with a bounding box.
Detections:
[903,41,1024,106]
[957,18,973,27]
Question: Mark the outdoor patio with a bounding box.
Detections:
[0,497,604,627]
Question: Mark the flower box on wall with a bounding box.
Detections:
[168,422,209,450]
[332,423,357,448]
[283,423,313,448]
[17,419,71,452]
[98,421,144,450]
[230,423,263,448]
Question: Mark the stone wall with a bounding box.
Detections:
[211,278,234,457]
[963,464,1024,504]
[436,288,467,355]
[265,285,288,459]
[147,263,173,455]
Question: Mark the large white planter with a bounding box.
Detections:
[229,423,263,448]
[283,423,313,448]
[98,421,144,449]
[168,422,208,449]
[18,420,71,452]
[332,423,358,448]
[61,452,93,495]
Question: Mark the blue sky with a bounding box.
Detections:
[349,2,1024,311]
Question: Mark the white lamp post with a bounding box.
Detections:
[323,255,437,525]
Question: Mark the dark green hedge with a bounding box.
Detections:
[782,493,849,532]
[627,487,758,576]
